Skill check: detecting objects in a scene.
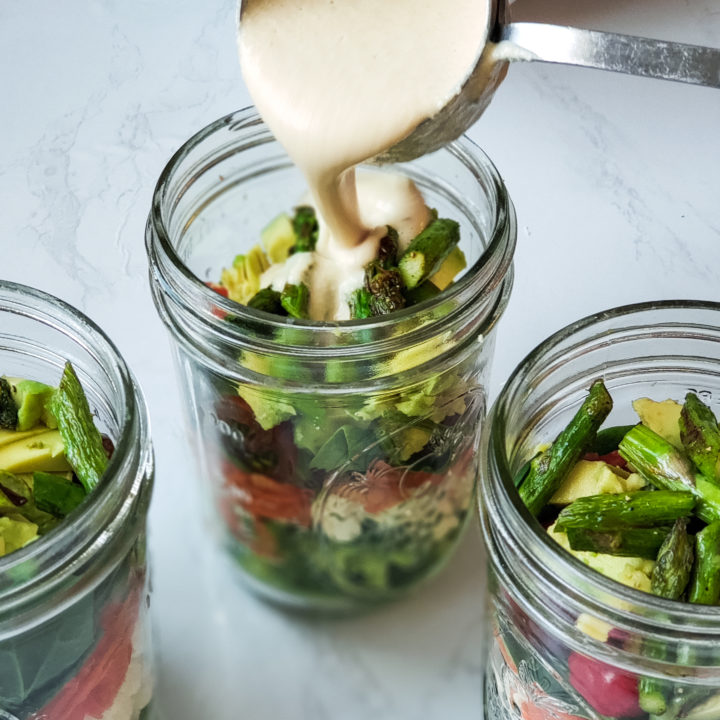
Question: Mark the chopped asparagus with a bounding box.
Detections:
[349,288,372,319]
[589,424,636,455]
[0,378,18,430]
[652,519,694,599]
[247,287,285,315]
[639,520,695,715]
[619,425,720,523]
[398,218,460,289]
[565,526,670,560]
[680,393,720,485]
[405,281,441,306]
[292,205,319,252]
[689,521,720,604]
[280,283,310,319]
[555,491,695,532]
[519,380,613,516]
[365,265,406,316]
[33,471,86,517]
[376,227,399,269]
[49,362,108,493]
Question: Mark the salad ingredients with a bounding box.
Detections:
[506,383,720,720]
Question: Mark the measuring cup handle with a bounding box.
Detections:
[497,22,720,88]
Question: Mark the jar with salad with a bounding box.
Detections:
[146,108,516,611]
[0,282,155,720]
[480,301,720,720]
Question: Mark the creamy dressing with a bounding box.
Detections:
[239,0,488,320]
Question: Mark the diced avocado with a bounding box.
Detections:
[550,459,646,505]
[575,613,613,642]
[5,378,57,431]
[384,332,454,376]
[429,246,467,291]
[237,385,296,431]
[261,213,296,263]
[0,515,39,556]
[220,245,271,304]
[0,430,71,473]
[548,522,654,592]
[633,397,683,449]
[684,693,720,720]
[0,378,18,430]
[0,426,48,449]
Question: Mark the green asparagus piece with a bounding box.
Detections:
[555,491,695,532]
[397,218,460,289]
[0,378,18,430]
[292,205,318,252]
[49,362,108,493]
[405,281,441,306]
[652,519,694,599]
[247,287,285,315]
[519,380,613,516]
[689,521,720,604]
[565,526,670,559]
[640,520,695,715]
[280,283,310,319]
[680,392,720,485]
[619,425,720,523]
[348,288,372,319]
[364,265,406,316]
[589,424,636,455]
[375,227,399,270]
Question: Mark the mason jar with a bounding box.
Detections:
[0,282,155,720]
[480,301,720,720]
[146,107,516,611]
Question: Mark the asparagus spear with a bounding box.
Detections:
[375,227,399,269]
[519,380,613,516]
[619,425,720,523]
[555,491,695,532]
[639,519,695,715]
[280,283,310,319]
[292,205,318,252]
[49,362,108,493]
[0,378,18,430]
[364,265,406,316]
[565,526,670,559]
[349,288,372,319]
[398,218,460,289]
[688,521,720,604]
[680,392,720,485]
[405,281,440,306]
[247,287,285,315]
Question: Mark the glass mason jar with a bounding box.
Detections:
[480,301,720,720]
[0,282,155,720]
[146,107,516,611]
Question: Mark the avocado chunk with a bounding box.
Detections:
[5,377,57,431]
[261,213,296,263]
[0,515,38,556]
[633,397,683,449]
[0,427,48,449]
[0,430,71,473]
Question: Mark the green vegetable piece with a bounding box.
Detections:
[519,379,613,516]
[405,281,441,306]
[639,519,695,715]
[555,490,695,532]
[651,519,694,599]
[310,425,371,471]
[292,205,319,252]
[49,362,108,493]
[33,471,86,518]
[376,226,399,269]
[398,218,460,289]
[680,392,720,485]
[589,424,636,455]
[6,378,57,431]
[619,424,720,523]
[247,287,286,315]
[349,288,373,319]
[565,526,670,560]
[365,265,406,316]
[689,521,720,604]
[280,282,310,319]
[0,378,18,430]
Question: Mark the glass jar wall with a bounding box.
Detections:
[480,301,720,720]
[0,282,155,720]
[146,107,516,611]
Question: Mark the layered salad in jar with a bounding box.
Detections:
[0,365,152,720]
[493,380,720,720]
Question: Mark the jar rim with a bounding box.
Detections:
[147,106,516,352]
[482,299,720,635]
[0,281,151,611]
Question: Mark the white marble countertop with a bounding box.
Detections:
[2,1,719,718]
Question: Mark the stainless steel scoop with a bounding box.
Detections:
[380,0,720,162]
